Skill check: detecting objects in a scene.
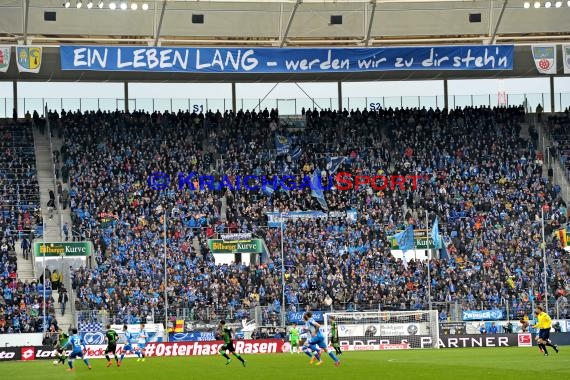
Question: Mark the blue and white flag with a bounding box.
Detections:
[394,225,415,252]
[431,217,441,249]
[311,169,328,210]
[325,156,347,173]
[290,146,302,161]
[261,184,275,197]
[275,134,291,155]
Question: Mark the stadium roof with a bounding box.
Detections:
[2,1,569,47]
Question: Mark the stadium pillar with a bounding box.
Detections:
[12,81,17,118]
[541,206,548,313]
[337,82,342,111]
[443,79,448,110]
[550,76,555,113]
[124,82,129,113]
[280,212,286,326]
[231,82,237,113]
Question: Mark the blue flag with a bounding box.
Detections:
[431,217,441,249]
[261,184,275,197]
[394,225,415,251]
[325,156,347,173]
[275,134,291,155]
[290,146,302,161]
[310,169,328,210]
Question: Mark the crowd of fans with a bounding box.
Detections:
[0,121,57,333]
[45,104,569,327]
[2,104,569,333]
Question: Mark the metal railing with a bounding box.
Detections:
[2,92,570,118]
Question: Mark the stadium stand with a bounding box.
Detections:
[37,104,569,329]
[0,119,56,333]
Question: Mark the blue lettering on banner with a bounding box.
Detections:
[60,46,514,73]
[288,311,325,324]
[462,310,504,321]
[169,332,216,342]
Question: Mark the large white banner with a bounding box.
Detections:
[563,44,570,74]
[0,333,43,347]
[532,45,557,74]
[0,46,10,72]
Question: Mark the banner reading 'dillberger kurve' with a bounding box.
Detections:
[563,44,570,75]
[16,46,42,73]
[532,44,557,74]
[34,242,91,257]
[0,46,10,73]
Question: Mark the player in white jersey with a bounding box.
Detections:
[136,323,148,362]
[119,324,144,363]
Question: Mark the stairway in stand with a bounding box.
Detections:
[51,288,75,332]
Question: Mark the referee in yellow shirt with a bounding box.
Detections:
[532,305,559,356]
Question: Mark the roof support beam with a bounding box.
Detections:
[23,0,30,45]
[280,0,302,48]
[490,0,508,45]
[364,0,377,47]
[154,0,168,47]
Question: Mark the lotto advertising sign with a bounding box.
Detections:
[0,347,21,361]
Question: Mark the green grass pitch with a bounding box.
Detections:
[2,348,570,380]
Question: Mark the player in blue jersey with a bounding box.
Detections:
[119,324,141,364]
[303,312,340,367]
[136,323,148,362]
[66,328,91,371]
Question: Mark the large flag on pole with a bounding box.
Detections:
[431,217,441,249]
[395,225,414,269]
[394,225,415,252]
[310,169,328,210]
